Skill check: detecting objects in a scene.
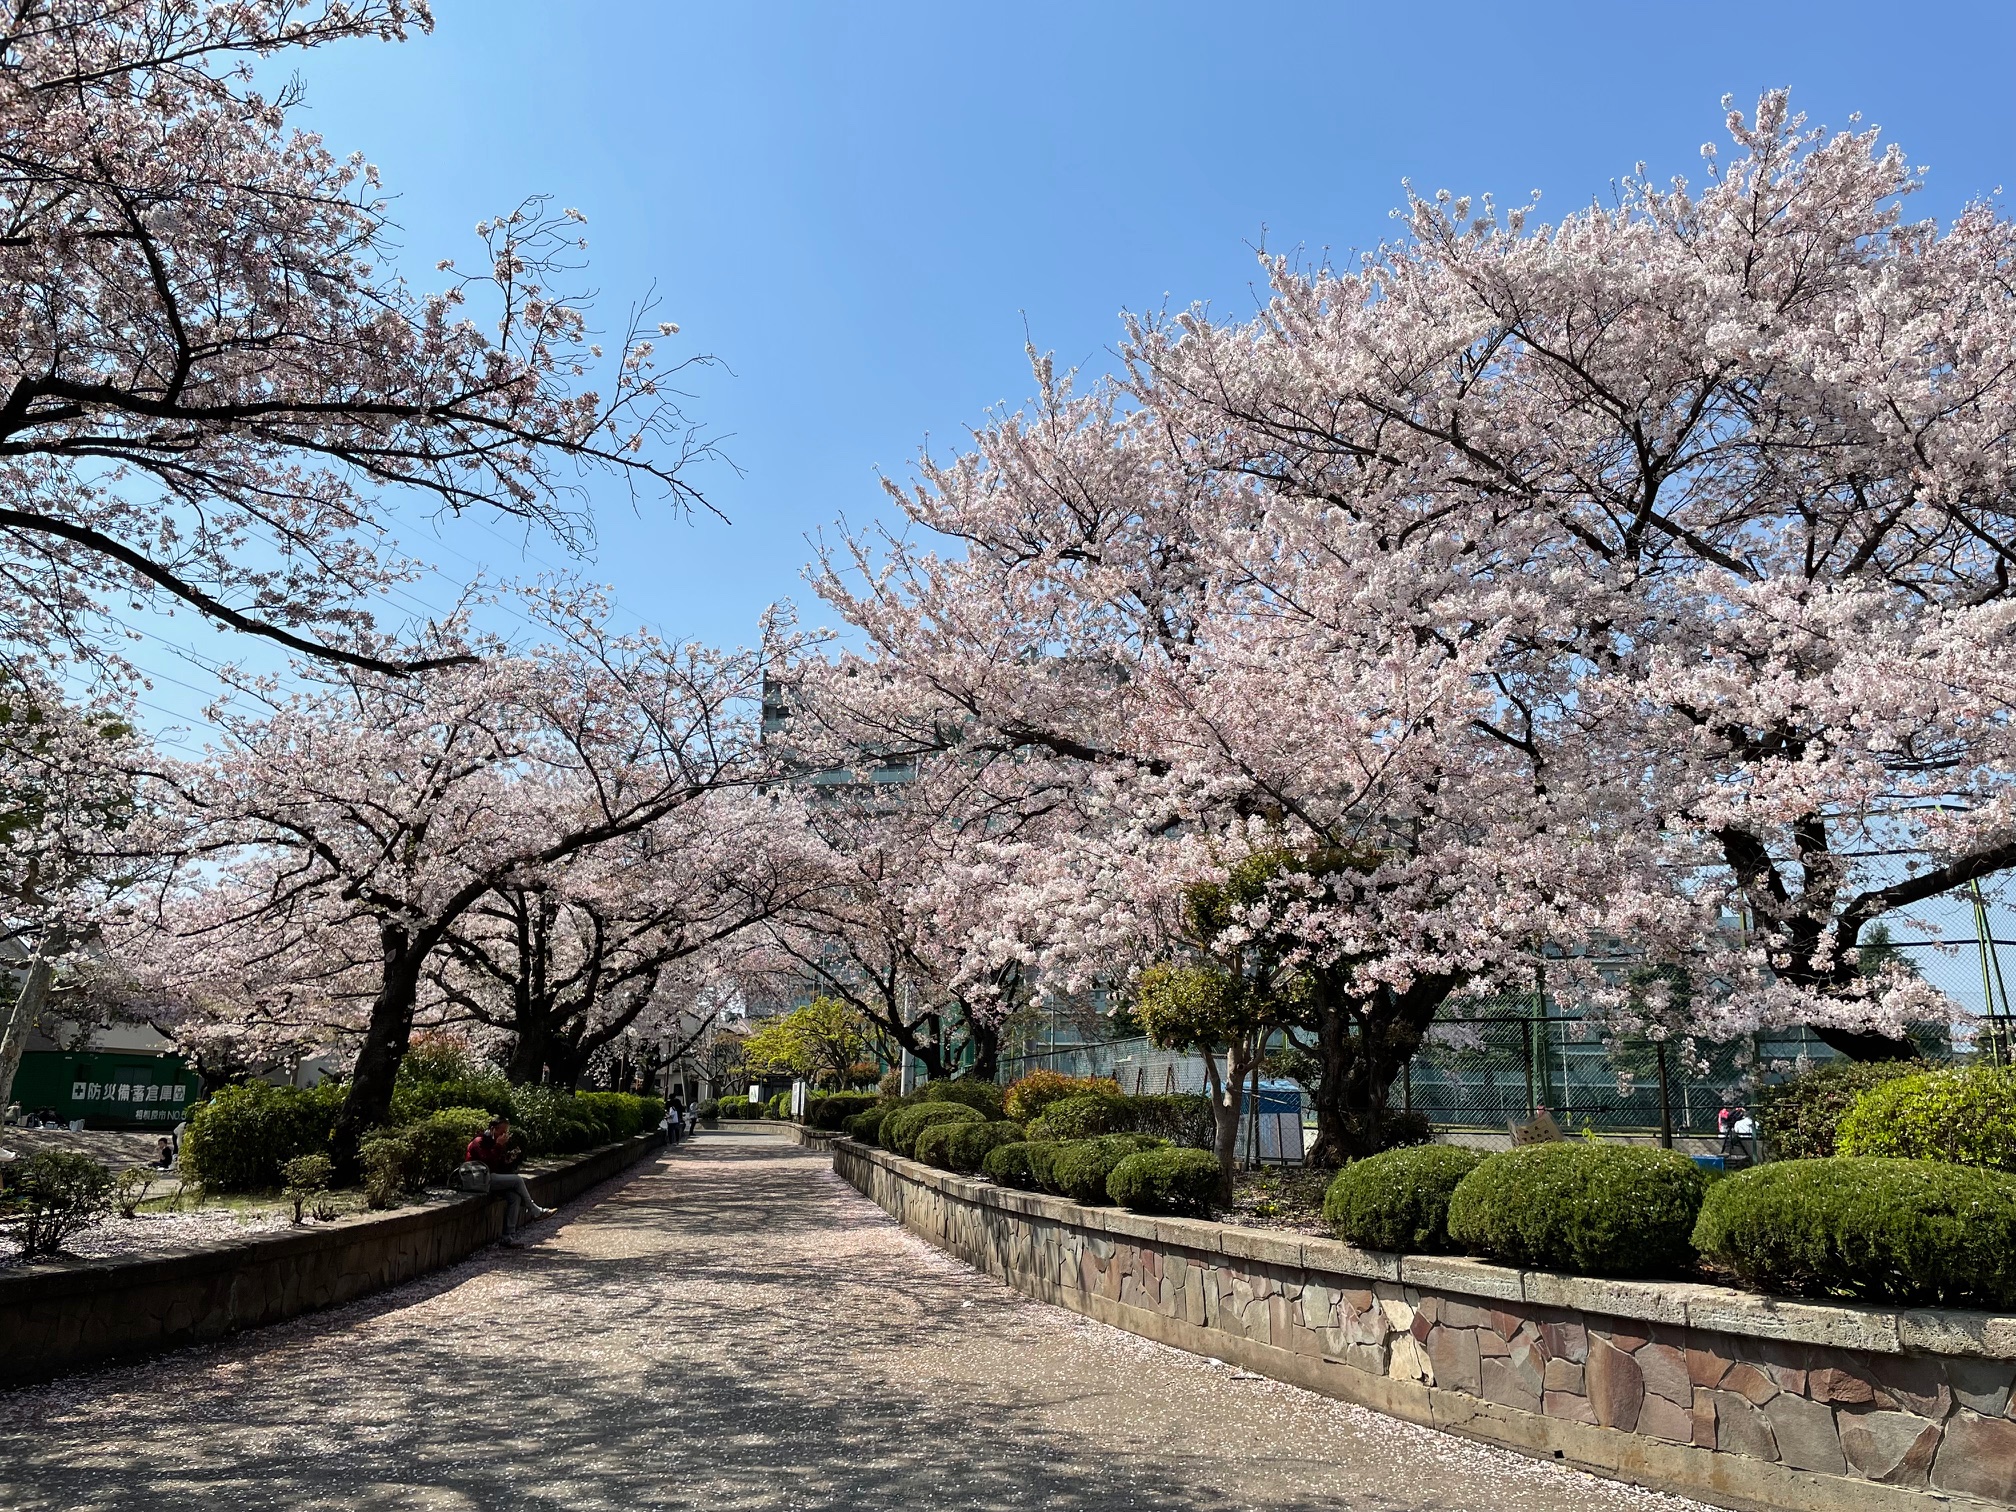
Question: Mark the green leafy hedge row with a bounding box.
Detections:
[1317,1138,2016,1308]
[183,1079,665,1192]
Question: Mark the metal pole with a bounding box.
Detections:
[1972,883,2004,1068]
[1972,880,2011,1067]
[1521,1016,1536,1119]
[1656,1038,1674,1150]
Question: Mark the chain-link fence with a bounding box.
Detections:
[991,934,2015,1150]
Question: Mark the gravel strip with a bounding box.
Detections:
[0,1128,1710,1511]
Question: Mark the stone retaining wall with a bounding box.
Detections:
[0,1132,663,1385]
[833,1138,2016,1512]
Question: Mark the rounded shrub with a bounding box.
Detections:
[917,1079,1006,1120]
[1693,1157,2016,1309]
[405,1106,496,1186]
[982,1140,1044,1189]
[1446,1142,1706,1278]
[1323,1144,1484,1254]
[1025,1140,1068,1193]
[1003,1071,1114,1124]
[181,1081,345,1192]
[881,1101,984,1159]
[1753,1059,1920,1160]
[913,1121,962,1169]
[938,1120,1027,1174]
[807,1092,879,1131]
[1027,1092,1135,1142]
[1048,1134,1166,1204]
[843,1105,891,1144]
[1836,1066,2016,1173]
[1107,1146,1224,1216]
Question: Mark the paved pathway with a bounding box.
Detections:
[0,1129,1708,1511]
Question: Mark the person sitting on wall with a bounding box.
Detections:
[464,1117,555,1243]
[153,1137,176,1169]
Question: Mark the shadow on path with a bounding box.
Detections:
[0,1130,1703,1512]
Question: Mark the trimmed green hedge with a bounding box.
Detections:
[843,1105,892,1144]
[1003,1071,1114,1123]
[1026,1140,1068,1193]
[881,1101,984,1159]
[1324,1144,1483,1254]
[1836,1066,2016,1173]
[1048,1135,1166,1204]
[982,1139,1045,1189]
[1447,1143,1706,1279]
[1027,1092,1134,1142]
[182,1081,345,1191]
[917,1079,1007,1120]
[806,1092,879,1131]
[183,1079,662,1192]
[1693,1157,2016,1309]
[938,1120,1027,1174]
[1753,1059,1920,1161]
[1107,1146,1222,1215]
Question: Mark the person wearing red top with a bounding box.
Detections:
[464,1117,553,1243]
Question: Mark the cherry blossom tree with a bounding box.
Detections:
[813,91,2016,1107]
[1122,91,2016,1058]
[0,673,161,1110]
[0,0,717,677]
[424,791,823,1087]
[134,590,786,1168]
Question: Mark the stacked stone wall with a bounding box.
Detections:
[833,1138,2016,1512]
[0,1131,663,1384]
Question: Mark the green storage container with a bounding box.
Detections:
[10,1050,199,1130]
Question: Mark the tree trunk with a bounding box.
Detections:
[1205,1040,1255,1203]
[505,1021,549,1085]
[1305,975,1456,1167]
[962,1007,1001,1082]
[0,928,62,1117]
[330,927,427,1180]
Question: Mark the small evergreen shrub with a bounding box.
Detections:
[696,1099,720,1122]
[1048,1135,1166,1204]
[506,1086,601,1152]
[1693,1157,2016,1309]
[807,1092,878,1131]
[1025,1140,1068,1193]
[982,1140,1044,1189]
[1,1149,113,1257]
[114,1167,158,1219]
[1323,1144,1483,1253]
[282,1154,334,1224]
[917,1079,1006,1119]
[1753,1059,1920,1160]
[843,1105,890,1143]
[1836,1066,2016,1173]
[937,1120,1027,1174]
[1446,1142,1706,1278]
[181,1081,345,1192]
[405,1107,495,1185]
[1107,1146,1223,1216]
[1028,1092,1134,1142]
[882,1101,984,1158]
[1003,1071,1114,1123]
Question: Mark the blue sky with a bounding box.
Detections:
[125,0,2016,963]
[222,0,2015,659]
